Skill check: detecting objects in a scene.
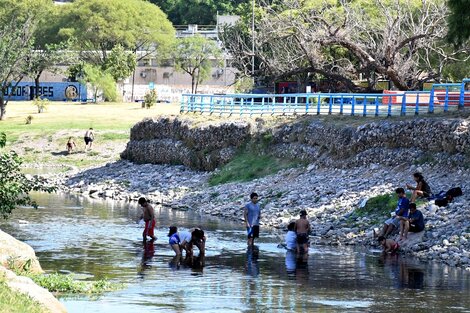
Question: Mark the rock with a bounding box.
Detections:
[0,230,42,273]
[0,267,66,313]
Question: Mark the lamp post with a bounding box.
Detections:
[252,0,255,87]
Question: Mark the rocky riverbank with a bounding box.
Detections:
[43,159,470,271]
[38,114,470,271]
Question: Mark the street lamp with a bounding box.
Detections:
[252,0,255,88]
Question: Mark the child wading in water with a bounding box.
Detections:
[378,236,399,253]
[295,210,311,254]
[138,197,157,242]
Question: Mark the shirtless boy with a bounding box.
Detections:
[295,210,311,254]
[138,197,157,242]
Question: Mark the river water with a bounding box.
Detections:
[1,192,470,313]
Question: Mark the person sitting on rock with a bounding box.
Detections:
[376,188,410,238]
[399,203,425,241]
[378,236,399,253]
[406,172,432,203]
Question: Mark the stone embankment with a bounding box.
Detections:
[45,115,470,270]
[0,230,67,313]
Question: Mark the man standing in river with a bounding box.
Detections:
[243,192,261,246]
[139,197,157,242]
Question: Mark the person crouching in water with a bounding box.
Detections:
[168,226,206,256]
[378,236,399,253]
[295,210,311,254]
[138,197,156,242]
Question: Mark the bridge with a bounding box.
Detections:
[181,79,470,117]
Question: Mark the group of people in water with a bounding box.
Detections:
[376,172,429,253]
[137,172,431,261]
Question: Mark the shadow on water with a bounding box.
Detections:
[1,192,470,313]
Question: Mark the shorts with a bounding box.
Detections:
[409,224,424,233]
[385,217,400,228]
[247,225,260,239]
[143,219,155,238]
[84,137,93,145]
[296,233,309,245]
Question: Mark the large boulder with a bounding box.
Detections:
[0,229,42,273]
[0,266,67,313]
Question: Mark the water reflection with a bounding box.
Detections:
[379,253,425,289]
[138,241,155,277]
[245,245,260,277]
[2,192,470,313]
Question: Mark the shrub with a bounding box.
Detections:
[143,89,157,109]
[32,97,49,113]
[25,115,33,124]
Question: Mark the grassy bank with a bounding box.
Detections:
[0,279,46,313]
[1,101,179,169]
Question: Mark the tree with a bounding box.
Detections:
[0,18,36,120]
[172,35,222,94]
[58,0,175,66]
[103,45,137,82]
[81,64,118,102]
[447,0,470,45]
[0,132,55,219]
[224,0,470,91]
[150,0,249,25]
[0,0,52,120]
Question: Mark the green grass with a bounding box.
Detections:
[0,279,46,313]
[29,273,119,294]
[100,132,130,141]
[208,153,299,186]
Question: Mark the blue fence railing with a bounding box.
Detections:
[181,80,470,117]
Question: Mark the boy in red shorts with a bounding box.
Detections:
[138,197,157,242]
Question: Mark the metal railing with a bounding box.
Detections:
[181,80,470,117]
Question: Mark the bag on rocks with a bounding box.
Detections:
[435,198,448,207]
[446,187,462,198]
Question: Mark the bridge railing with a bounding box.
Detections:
[181,83,470,117]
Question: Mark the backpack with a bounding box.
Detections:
[435,198,448,207]
[446,187,463,198]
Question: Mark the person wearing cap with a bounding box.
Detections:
[295,210,311,254]
[168,226,206,256]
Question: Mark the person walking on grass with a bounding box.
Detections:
[139,197,157,242]
[84,128,94,151]
[243,192,261,246]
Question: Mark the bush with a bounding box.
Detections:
[32,97,49,113]
[143,89,157,109]
[25,115,33,124]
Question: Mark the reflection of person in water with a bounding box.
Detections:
[138,240,155,276]
[245,246,260,277]
[285,250,309,282]
[285,250,297,276]
[379,253,424,289]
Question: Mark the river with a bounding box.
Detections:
[1,192,470,313]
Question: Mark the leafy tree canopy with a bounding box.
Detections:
[56,0,175,64]
[447,0,470,45]
[150,0,249,25]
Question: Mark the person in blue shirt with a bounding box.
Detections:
[285,221,297,251]
[400,203,425,240]
[377,188,410,238]
[243,192,261,246]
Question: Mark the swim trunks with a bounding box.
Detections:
[296,233,309,245]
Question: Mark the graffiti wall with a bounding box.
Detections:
[4,82,87,101]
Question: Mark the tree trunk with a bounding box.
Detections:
[0,97,5,120]
[191,75,196,94]
[34,74,41,99]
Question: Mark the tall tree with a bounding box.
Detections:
[447,0,470,45]
[0,0,52,120]
[224,0,470,91]
[57,0,175,65]
[172,35,222,94]
[150,0,249,25]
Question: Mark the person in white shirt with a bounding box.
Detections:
[285,222,297,251]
